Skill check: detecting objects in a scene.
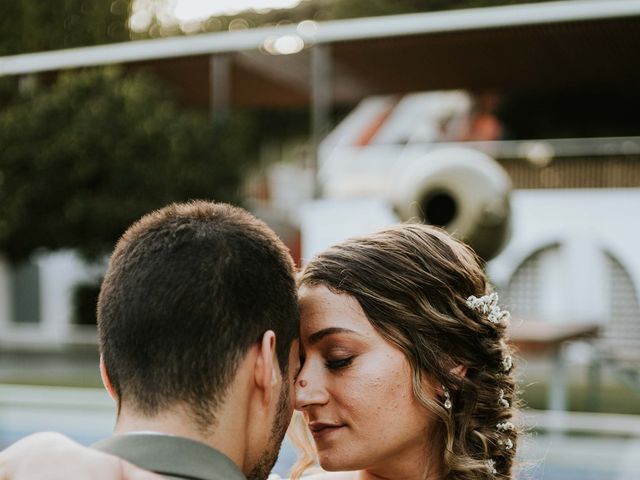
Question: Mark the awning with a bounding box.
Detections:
[1,0,639,108]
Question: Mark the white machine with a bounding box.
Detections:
[302,91,511,262]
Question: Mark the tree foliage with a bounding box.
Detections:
[0,68,257,261]
[0,0,129,56]
[327,0,554,19]
[130,0,557,38]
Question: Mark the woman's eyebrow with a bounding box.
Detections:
[306,327,362,345]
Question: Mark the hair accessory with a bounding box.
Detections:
[487,459,498,474]
[498,438,514,450]
[502,355,513,372]
[496,421,515,432]
[466,292,511,326]
[443,386,452,410]
[498,389,510,408]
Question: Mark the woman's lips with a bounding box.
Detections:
[308,422,345,439]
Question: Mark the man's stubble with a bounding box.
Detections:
[246,377,292,480]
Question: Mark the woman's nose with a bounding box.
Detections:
[294,363,329,410]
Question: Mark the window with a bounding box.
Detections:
[501,244,562,319]
[605,253,640,349]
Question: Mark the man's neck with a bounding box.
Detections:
[114,403,247,472]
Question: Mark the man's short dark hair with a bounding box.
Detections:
[98,201,299,429]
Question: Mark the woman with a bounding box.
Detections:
[290,224,518,479]
[0,224,518,480]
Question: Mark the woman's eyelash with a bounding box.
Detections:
[326,356,354,370]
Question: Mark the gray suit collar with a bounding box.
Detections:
[93,433,246,480]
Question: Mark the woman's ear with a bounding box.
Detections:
[100,355,117,401]
[450,364,468,379]
[434,364,468,397]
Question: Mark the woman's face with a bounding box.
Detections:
[294,285,435,475]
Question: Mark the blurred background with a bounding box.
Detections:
[1,0,639,478]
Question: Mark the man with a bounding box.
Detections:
[0,201,300,480]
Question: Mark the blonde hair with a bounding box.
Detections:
[288,412,319,479]
[293,224,519,479]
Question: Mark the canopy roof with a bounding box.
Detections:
[1,0,639,108]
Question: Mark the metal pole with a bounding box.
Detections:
[210,54,231,122]
[310,44,332,199]
[549,343,568,412]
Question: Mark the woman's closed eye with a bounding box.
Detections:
[326,355,355,370]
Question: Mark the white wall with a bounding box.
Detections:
[487,188,640,323]
[0,250,105,346]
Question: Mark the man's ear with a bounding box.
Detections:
[100,355,117,401]
[254,330,278,407]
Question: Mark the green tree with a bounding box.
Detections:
[0,68,257,261]
[0,0,129,56]
[0,0,131,110]
[128,0,557,38]
[327,0,554,19]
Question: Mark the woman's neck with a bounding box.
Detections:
[356,446,442,480]
[358,467,440,480]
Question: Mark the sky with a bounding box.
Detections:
[173,0,302,22]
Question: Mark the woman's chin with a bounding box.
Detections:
[318,455,361,473]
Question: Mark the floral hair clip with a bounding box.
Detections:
[487,459,498,474]
[498,438,514,450]
[466,292,511,326]
[498,389,510,408]
[502,355,513,372]
[496,421,515,432]
[498,438,513,450]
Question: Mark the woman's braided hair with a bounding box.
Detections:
[298,224,519,479]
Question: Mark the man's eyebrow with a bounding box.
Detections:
[307,327,362,345]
